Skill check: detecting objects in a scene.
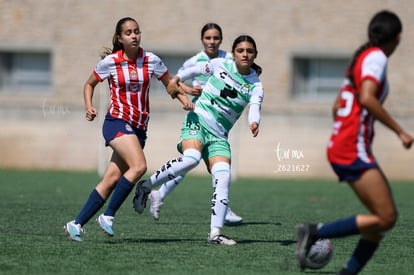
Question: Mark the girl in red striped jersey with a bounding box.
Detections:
[64,17,193,241]
[295,10,413,274]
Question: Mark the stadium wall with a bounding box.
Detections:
[0,0,413,180]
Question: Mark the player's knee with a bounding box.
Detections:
[104,169,123,186]
[379,210,398,231]
[182,148,201,170]
[129,162,147,180]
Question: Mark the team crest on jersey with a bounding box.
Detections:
[129,82,141,92]
[125,124,133,132]
[203,64,211,74]
[240,84,250,94]
[130,70,138,80]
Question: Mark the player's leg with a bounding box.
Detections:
[64,153,125,241]
[149,139,202,186]
[350,168,397,238]
[133,138,202,213]
[314,168,395,274]
[149,175,184,220]
[97,133,147,236]
[205,157,242,225]
[207,151,236,245]
[337,168,396,274]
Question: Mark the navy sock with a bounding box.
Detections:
[75,189,105,226]
[104,176,134,217]
[345,238,379,274]
[317,216,359,239]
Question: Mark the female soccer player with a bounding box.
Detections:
[295,10,414,274]
[64,17,193,241]
[134,35,264,245]
[147,23,243,225]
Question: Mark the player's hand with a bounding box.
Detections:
[187,85,202,97]
[250,122,259,137]
[167,76,183,99]
[399,131,414,149]
[182,102,195,111]
[85,107,98,121]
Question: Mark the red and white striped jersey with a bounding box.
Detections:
[93,48,168,131]
[327,47,389,165]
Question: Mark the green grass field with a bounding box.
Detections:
[0,169,413,275]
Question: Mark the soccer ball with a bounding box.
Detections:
[305,238,333,269]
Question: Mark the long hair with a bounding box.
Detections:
[100,17,138,59]
[347,10,402,87]
[232,35,262,76]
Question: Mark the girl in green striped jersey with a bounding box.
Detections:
[148,23,244,225]
[134,35,263,245]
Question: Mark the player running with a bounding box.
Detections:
[295,10,413,274]
[133,35,264,245]
[147,23,243,225]
[64,17,193,241]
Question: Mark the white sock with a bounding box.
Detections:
[210,227,221,237]
[158,175,183,200]
[210,162,231,230]
[149,149,201,188]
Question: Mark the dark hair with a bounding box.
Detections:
[231,35,262,76]
[201,23,223,40]
[347,10,402,87]
[100,17,138,59]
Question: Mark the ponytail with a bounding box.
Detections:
[346,42,373,88]
[251,62,262,76]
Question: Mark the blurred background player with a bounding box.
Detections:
[133,35,264,245]
[295,10,414,274]
[64,17,193,241]
[147,23,243,225]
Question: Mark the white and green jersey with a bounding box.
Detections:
[178,58,264,140]
[178,49,232,88]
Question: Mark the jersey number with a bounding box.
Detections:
[337,91,354,117]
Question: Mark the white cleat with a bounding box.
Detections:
[149,190,163,220]
[225,207,243,225]
[207,233,237,246]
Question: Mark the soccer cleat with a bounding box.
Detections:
[133,180,151,214]
[64,220,85,242]
[97,214,114,237]
[207,233,237,246]
[149,190,163,220]
[224,207,243,225]
[295,222,318,270]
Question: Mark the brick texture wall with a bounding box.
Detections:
[1,0,413,179]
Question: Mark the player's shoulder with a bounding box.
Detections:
[141,48,158,58]
[360,47,387,63]
[101,50,121,62]
[218,49,232,59]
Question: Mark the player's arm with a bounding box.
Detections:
[359,79,413,148]
[83,73,99,121]
[248,104,260,137]
[166,63,206,99]
[177,60,203,97]
[180,82,202,97]
[161,74,194,111]
[248,85,264,138]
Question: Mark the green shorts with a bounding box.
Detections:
[177,112,231,162]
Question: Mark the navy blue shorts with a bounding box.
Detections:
[330,158,378,183]
[102,114,147,148]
